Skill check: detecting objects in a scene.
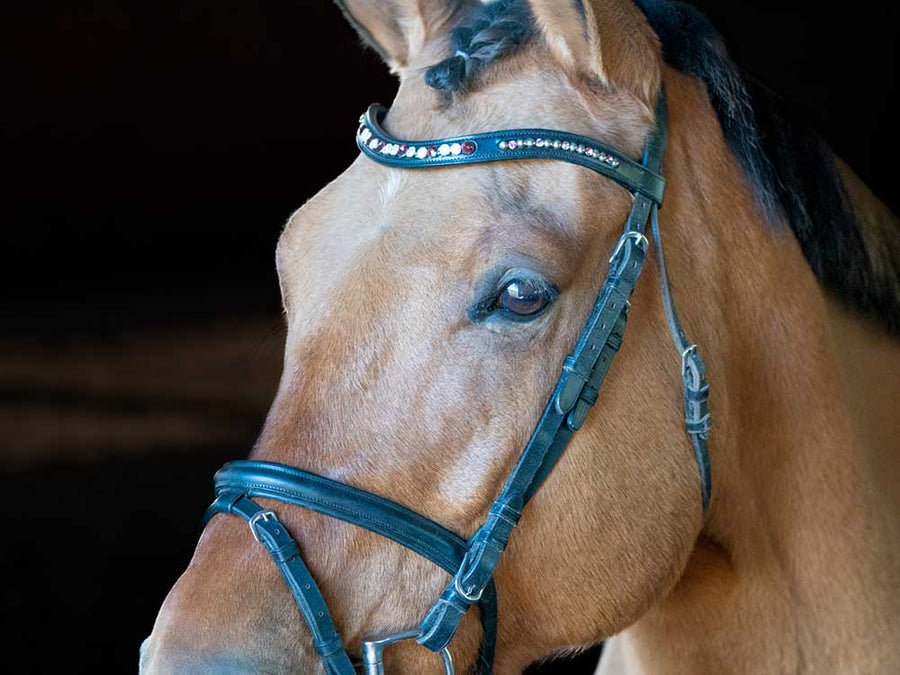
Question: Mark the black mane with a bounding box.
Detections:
[635,0,900,335]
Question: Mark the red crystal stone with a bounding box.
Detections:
[398,144,408,155]
[428,145,438,157]
[507,140,518,150]
[460,141,476,155]
[375,140,385,150]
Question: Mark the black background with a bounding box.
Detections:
[2,1,897,673]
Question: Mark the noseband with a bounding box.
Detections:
[201,91,711,674]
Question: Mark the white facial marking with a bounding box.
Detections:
[377,169,406,207]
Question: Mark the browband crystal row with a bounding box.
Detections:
[358,122,620,168]
[359,124,477,160]
[355,104,665,204]
[498,138,619,166]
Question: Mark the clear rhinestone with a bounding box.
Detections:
[416,147,428,159]
[561,141,570,151]
[438,143,451,156]
[450,142,462,155]
[369,139,380,150]
[498,141,508,150]
[552,140,561,149]
[405,146,416,158]
[360,128,372,142]
[525,139,534,147]
[576,144,585,154]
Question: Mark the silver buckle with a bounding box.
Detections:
[361,630,453,675]
[248,509,278,543]
[609,230,648,264]
[453,574,484,603]
[681,344,698,378]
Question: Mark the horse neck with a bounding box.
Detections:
[618,71,900,673]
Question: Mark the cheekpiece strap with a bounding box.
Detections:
[357,104,666,205]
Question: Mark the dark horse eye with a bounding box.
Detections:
[498,278,553,316]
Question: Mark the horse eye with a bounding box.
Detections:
[497,278,554,317]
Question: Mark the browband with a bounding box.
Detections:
[357,104,666,205]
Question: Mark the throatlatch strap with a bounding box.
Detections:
[650,204,712,511]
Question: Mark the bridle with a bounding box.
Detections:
[200,90,711,674]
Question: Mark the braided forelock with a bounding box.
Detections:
[424,0,535,92]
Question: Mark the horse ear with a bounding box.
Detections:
[526,0,662,108]
[334,0,466,71]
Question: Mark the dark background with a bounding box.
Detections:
[2,1,897,672]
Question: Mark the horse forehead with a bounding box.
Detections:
[282,161,481,260]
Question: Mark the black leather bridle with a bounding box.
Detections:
[201,91,711,674]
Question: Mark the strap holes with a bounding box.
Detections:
[305,583,311,590]
[274,529,281,534]
[601,323,607,330]
[611,302,616,308]
[318,611,325,617]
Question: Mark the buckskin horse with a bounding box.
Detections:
[142,0,900,672]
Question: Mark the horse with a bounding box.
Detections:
[141,0,900,672]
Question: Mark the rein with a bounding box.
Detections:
[201,90,711,674]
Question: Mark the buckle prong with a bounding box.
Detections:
[609,230,648,264]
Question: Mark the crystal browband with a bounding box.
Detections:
[356,103,666,204]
